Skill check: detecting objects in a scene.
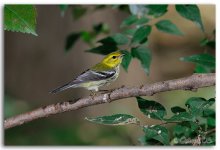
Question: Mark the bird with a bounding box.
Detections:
[50,51,125,94]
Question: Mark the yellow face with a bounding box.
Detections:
[102,51,125,68]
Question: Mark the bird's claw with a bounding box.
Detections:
[89,91,96,100]
[98,90,109,94]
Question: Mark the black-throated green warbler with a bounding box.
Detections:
[50,51,125,93]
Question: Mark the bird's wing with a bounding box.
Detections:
[70,69,116,84]
[50,69,116,93]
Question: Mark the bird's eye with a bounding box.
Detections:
[112,56,116,59]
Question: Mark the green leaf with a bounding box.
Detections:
[203,109,215,117]
[207,117,215,127]
[189,121,200,131]
[86,45,117,55]
[203,135,215,146]
[80,31,94,44]
[155,20,183,36]
[143,125,169,145]
[185,97,215,116]
[65,32,81,52]
[195,64,213,73]
[139,136,162,145]
[132,25,152,44]
[146,5,168,18]
[98,37,116,45]
[200,38,215,49]
[72,6,87,20]
[175,5,204,32]
[85,114,140,125]
[98,33,129,45]
[200,38,209,46]
[121,15,149,28]
[180,53,215,71]
[173,124,190,137]
[93,23,110,34]
[131,45,151,75]
[120,15,138,28]
[206,41,215,49]
[112,33,129,45]
[139,37,148,44]
[93,23,104,33]
[59,5,68,16]
[123,28,137,36]
[134,17,150,25]
[171,106,186,114]
[87,32,129,55]
[121,50,132,71]
[173,122,200,139]
[136,97,166,120]
[4,5,37,36]
[166,112,193,122]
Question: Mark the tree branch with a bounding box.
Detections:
[4,73,215,130]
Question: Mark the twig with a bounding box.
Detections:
[158,121,180,126]
[4,73,215,130]
[205,128,216,135]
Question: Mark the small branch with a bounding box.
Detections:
[158,121,180,126]
[205,128,216,135]
[4,73,215,130]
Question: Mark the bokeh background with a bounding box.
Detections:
[4,5,215,145]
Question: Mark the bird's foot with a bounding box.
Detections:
[98,90,110,94]
[89,91,97,100]
[99,85,125,94]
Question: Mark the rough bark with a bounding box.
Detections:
[4,73,215,130]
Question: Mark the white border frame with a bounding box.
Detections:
[0,0,218,150]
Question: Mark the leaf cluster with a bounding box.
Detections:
[4,5,215,74]
[86,97,215,145]
[64,4,214,75]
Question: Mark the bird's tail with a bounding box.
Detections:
[50,82,76,94]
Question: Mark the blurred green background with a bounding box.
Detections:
[4,5,215,145]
